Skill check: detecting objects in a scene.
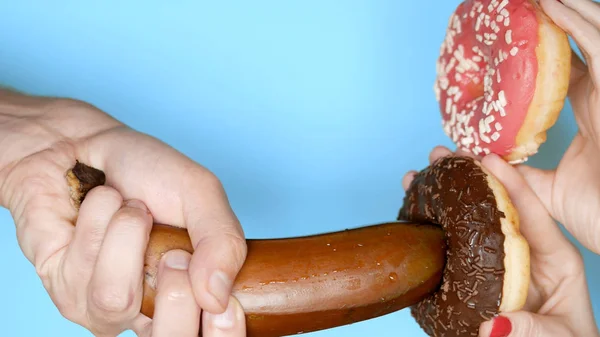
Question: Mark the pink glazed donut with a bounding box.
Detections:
[434,0,571,164]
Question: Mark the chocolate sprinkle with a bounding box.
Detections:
[398,156,506,337]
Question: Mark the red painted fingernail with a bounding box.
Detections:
[490,316,512,337]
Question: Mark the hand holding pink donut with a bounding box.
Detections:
[404,1,600,336]
[515,0,600,256]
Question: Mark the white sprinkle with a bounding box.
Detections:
[491,100,499,112]
[497,69,501,83]
[476,34,483,42]
[495,122,503,131]
[484,40,494,46]
[498,90,507,106]
[505,30,513,44]
[497,15,504,22]
[440,77,449,90]
[501,8,509,17]
[455,72,462,82]
[479,118,487,133]
[504,17,510,26]
[454,91,463,103]
[490,33,497,40]
[445,57,457,73]
[483,148,491,155]
[486,101,494,114]
[446,98,453,114]
[491,132,501,141]
[480,132,491,144]
[510,46,519,56]
[499,105,506,116]
[497,0,509,12]
[475,15,483,31]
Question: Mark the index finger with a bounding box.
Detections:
[481,154,577,257]
[82,128,247,314]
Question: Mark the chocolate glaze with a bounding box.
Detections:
[398,155,506,337]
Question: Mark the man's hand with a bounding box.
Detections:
[0,89,247,336]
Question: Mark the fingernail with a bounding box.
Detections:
[124,199,148,212]
[206,296,239,330]
[490,315,512,337]
[164,250,190,270]
[208,270,233,309]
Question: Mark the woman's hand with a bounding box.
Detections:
[403,147,600,337]
[0,89,247,336]
[513,0,600,254]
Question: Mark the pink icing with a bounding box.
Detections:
[434,0,540,157]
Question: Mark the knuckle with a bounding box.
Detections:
[563,244,585,274]
[110,209,151,232]
[84,186,123,208]
[221,231,248,269]
[55,300,81,323]
[514,314,540,337]
[90,286,133,315]
[198,169,225,192]
[44,97,97,114]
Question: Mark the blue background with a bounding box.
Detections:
[0,1,598,336]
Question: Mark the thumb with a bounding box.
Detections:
[188,230,247,315]
[182,173,248,315]
[478,312,573,337]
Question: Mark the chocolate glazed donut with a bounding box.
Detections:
[65,161,446,337]
[398,155,530,337]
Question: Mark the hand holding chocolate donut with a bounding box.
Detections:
[404,147,600,337]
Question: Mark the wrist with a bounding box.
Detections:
[0,89,61,170]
